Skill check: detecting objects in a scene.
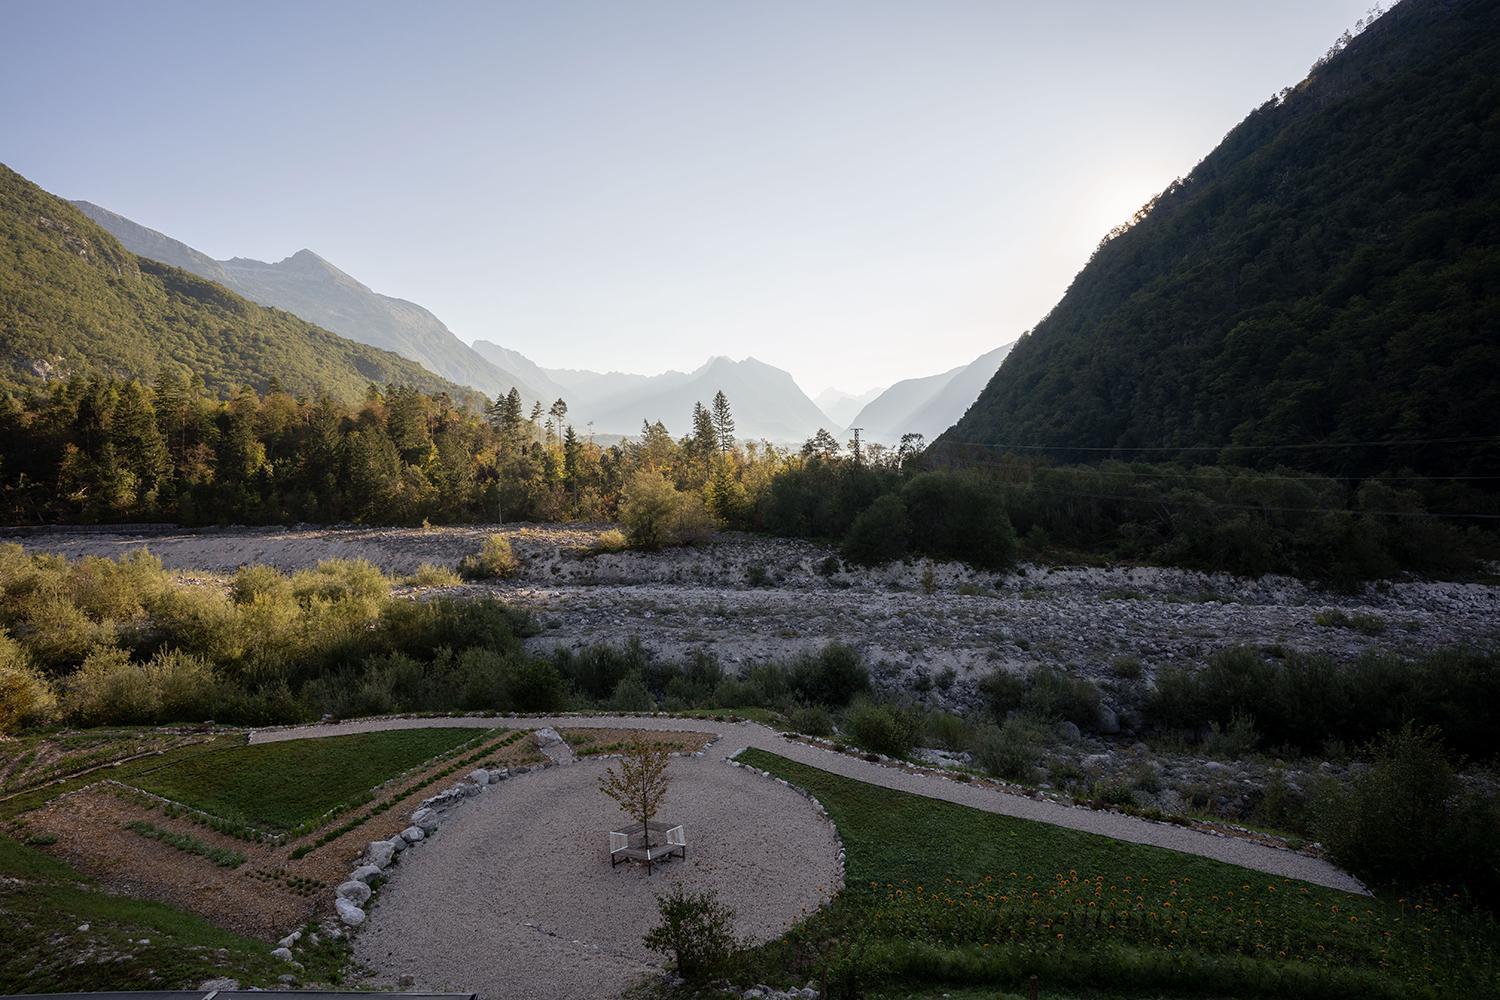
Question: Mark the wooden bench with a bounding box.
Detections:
[610,820,686,873]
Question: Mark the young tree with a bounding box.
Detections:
[549,398,569,447]
[801,428,841,461]
[691,402,717,462]
[599,734,673,857]
[710,390,735,454]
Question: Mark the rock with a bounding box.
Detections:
[1056,721,1081,742]
[351,864,383,884]
[401,825,426,844]
[278,973,299,984]
[199,978,240,991]
[1082,753,1112,769]
[411,807,439,833]
[1096,705,1121,734]
[271,947,295,962]
[488,767,509,782]
[76,923,90,932]
[387,835,408,853]
[468,768,491,786]
[276,930,302,949]
[335,897,366,927]
[534,726,563,747]
[365,840,397,868]
[336,880,372,904]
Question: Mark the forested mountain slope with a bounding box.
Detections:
[937,0,1500,480]
[0,164,476,403]
[72,200,543,403]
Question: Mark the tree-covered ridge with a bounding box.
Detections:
[938,0,1500,481]
[0,163,478,404]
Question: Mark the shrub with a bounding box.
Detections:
[1203,711,1260,759]
[790,643,869,707]
[788,703,834,738]
[901,471,1018,570]
[290,559,391,605]
[609,672,657,712]
[145,585,245,663]
[1315,609,1386,634]
[0,630,56,733]
[502,657,567,712]
[619,471,715,550]
[841,494,911,566]
[67,549,167,620]
[406,563,462,588]
[643,884,738,982]
[64,648,157,726]
[145,650,220,722]
[978,669,1027,719]
[843,698,921,759]
[923,710,973,752]
[973,718,1044,783]
[458,535,520,580]
[1313,724,1500,898]
[230,564,292,605]
[1022,667,1102,728]
[590,529,629,554]
[15,593,116,669]
[1111,655,1144,680]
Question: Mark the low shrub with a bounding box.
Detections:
[589,529,629,555]
[0,630,57,733]
[789,643,869,707]
[406,563,461,588]
[788,703,834,738]
[842,494,911,566]
[619,471,715,550]
[643,884,739,983]
[843,698,921,759]
[458,535,520,580]
[973,718,1044,783]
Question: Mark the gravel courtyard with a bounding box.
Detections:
[352,752,842,1000]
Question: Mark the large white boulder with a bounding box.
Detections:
[467,768,491,787]
[351,863,383,884]
[335,897,366,927]
[336,880,372,904]
[400,825,426,844]
[386,834,408,853]
[534,726,563,748]
[410,807,439,833]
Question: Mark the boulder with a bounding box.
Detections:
[488,768,509,782]
[401,825,426,844]
[1096,705,1122,735]
[351,864,383,884]
[365,840,397,868]
[271,947,295,962]
[336,880,372,905]
[411,807,439,833]
[1056,721,1081,742]
[277,930,302,949]
[335,897,366,927]
[468,768,491,787]
[534,726,563,748]
[387,835,408,853]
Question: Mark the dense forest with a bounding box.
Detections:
[1,376,1493,583]
[0,164,477,403]
[938,0,1500,482]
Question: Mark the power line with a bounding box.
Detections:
[941,434,1500,453]
[990,482,1500,520]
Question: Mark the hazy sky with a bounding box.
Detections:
[2,1,1371,396]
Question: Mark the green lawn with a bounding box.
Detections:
[132,727,490,832]
[736,749,1499,1000]
[0,836,343,993]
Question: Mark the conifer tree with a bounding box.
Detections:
[710,390,735,455]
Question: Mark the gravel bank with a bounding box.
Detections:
[353,753,841,1000]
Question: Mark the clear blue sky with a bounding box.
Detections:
[2,1,1372,395]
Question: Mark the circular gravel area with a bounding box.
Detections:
[354,755,841,999]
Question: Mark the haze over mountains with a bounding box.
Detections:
[847,342,1015,444]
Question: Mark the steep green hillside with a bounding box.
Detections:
[939,0,1500,480]
[0,164,478,403]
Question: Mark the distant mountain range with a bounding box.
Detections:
[938,0,1500,479]
[814,386,884,427]
[72,201,548,405]
[847,342,1015,444]
[0,164,475,403]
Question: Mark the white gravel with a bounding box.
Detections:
[353,754,840,1000]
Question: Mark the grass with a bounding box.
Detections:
[0,835,343,992]
[124,819,246,868]
[734,749,1500,1000]
[131,728,484,832]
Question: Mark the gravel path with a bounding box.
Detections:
[353,753,841,1000]
[253,715,1368,895]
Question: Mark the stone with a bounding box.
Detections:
[534,726,563,747]
[1056,721,1081,742]
[199,979,240,992]
[336,880,372,904]
[468,768,491,786]
[351,863,383,884]
[271,947,295,962]
[1082,753,1112,769]
[411,807,439,833]
[488,768,509,782]
[401,825,426,844]
[1096,705,1121,734]
[365,840,397,868]
[276,930,302,949]
[335,897,366,927]
[387,835,408,853]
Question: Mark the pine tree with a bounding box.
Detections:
[710,390,735,455]
[691,402,717,462]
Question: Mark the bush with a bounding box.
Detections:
[64,648,157,726]
[458,535,520,580]
[1313,724,1500,898]
[619,471,715,550]
[290,559,391,605]
[843,698,921,759]
[590,529,628,554]
[901,472,1018,570]
[406,563,461,588]
[0,630,56,733]
[230,564,292,605]
[609,672,657,712]
[643,884,738,983]
[788,702,834,737]
[842,494,911,566]
[502,657,567,712]
[146,586,245,662]
[790,643,869,707]
[1022,667,1102,728]
[973,718,1044,783]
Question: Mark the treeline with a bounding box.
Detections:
[1,375,1495,583]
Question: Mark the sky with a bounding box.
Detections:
[1,1,1373,397]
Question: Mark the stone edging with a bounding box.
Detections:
[722,748,845,908]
